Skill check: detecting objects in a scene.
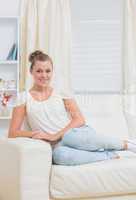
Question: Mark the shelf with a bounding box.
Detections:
[0,60,19,64]
[0,16,19,20]
[0,89,16,91]
[0,116,11,119]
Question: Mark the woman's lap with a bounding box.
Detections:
[61,125,123,151]
[52,125,123,165]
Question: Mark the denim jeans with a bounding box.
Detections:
[52,125,124,165]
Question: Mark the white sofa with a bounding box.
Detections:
[0,94,136,200]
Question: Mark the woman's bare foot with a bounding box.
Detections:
[124,139,136,153]
[123,140,128,150]
[114,155,120,159]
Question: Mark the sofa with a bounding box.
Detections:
[0,94,136,200]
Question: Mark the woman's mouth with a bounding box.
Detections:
[39,79,49,82]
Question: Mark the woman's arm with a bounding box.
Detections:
[8,105,33,138]
[56,98,86,137]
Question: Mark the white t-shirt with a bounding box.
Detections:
[14,89,74,134]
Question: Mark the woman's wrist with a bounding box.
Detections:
[31,132,37,138]
[57,131,64,140]
[31,130,39,138]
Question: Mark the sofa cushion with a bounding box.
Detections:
[50,152,136,199]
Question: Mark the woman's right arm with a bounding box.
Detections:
[8,104,33,138]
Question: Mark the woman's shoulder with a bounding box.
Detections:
[14,90,28,107]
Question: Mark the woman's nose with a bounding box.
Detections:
[42,73,47,77]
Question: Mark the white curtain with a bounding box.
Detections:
[20,0,73,95]
[123,0,136,138]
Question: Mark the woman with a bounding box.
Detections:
[8,50,136,165]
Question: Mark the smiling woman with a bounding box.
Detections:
[8,50,136,166]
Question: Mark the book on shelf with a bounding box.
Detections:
[6,43,18,60]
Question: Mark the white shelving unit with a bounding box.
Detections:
[0,16,20,121]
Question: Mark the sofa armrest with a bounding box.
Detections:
[0,137,52,200]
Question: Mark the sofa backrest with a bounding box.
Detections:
[74,94,129,139]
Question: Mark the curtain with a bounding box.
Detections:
[20,0,72,95]
[123,0,136,138]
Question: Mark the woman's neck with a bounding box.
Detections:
[32,85,51,93]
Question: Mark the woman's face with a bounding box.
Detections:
[30,60,53,87]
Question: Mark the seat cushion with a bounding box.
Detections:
[50,151,136,199]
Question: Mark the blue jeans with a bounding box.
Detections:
[52,125,124,165]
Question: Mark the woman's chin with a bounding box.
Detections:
[39,83,50,87]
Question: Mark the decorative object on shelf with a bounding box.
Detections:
[0,78,16,90]
[0,78,5,90]
[6,42,18,60]
[8,80,16,89]
[1,92,12,106]
[0,92,13,117]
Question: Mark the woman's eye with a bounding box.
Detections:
[36,69,51,73]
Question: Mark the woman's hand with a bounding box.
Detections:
[32,130,61,142]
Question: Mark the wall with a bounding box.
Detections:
[0,0,20,16]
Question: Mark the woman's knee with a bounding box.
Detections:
[53,146,71,165]
[61,129,76,144]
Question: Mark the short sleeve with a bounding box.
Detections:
[14,91,27,107]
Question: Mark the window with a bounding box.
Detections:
[71,0,124,93]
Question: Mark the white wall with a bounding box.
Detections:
[0,0,20,16]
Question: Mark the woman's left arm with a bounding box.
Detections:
[56,98,86,137]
